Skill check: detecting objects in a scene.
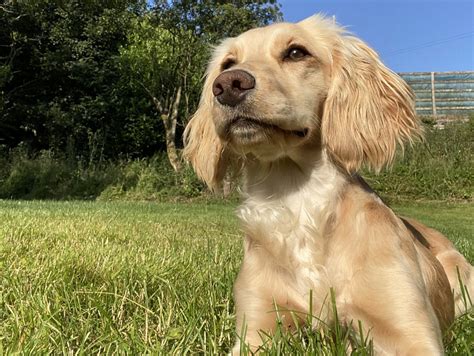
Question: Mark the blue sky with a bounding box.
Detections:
[279,0,473,73]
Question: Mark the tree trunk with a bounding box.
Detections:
[146,85,182,172]
[160,86,182,172]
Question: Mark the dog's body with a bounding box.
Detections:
[184,15,474,355]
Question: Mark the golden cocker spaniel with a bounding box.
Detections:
[184,15,473,355]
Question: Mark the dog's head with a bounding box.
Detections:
[184,15,421,191]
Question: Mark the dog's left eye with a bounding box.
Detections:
[284,46,310,61]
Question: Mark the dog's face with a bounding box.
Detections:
[184,15,421,190]
[207,22,331,160]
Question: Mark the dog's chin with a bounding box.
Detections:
[227,118,272,146]
[223,116,309,148]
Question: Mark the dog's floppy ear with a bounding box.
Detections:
[322,36,422,173]
[183,94,229,192]
[183,53,235,192]
[184,39,240,192]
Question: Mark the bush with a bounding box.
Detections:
[0,149,206,201]
[363,117,473,201]
[0,147,120,200]
[98,154,207,201]
[0,117,471,201]
[0,148,68,199]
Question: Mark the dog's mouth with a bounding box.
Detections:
[226,116,309,139]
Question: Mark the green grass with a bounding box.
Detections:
[0,200,473,354]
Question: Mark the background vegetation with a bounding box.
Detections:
[1,1,472,202]
[363,118,473,202]
[0,0,281,171]
[0,119,471,201]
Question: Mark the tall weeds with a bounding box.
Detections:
[363,118,473,201]
[0,118,472,201]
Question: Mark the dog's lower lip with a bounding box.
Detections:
[230,117,261,128]
[229,117,308,137]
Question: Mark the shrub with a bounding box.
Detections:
[98,154,207,201]
[363,117,473,201]
[0,148,119,200]
[0,117,471,201]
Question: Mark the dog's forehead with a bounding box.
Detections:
[232,22,311,54]
[241,22,302,38]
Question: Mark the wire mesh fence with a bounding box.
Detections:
[399,71,474,117]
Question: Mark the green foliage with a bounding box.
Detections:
[1,1,140,155]
[0,148,205,200]
[153,0,282,41]
[0,0,282,161]
[0,119,472,201]
[118,15,207,155]
[363,118,474,201]
[0,200,472,353]
[0,146,120,200]
[98,154,206,201]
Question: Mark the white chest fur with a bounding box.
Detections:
[237,156,346,300]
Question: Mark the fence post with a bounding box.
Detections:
[430,72,437,117]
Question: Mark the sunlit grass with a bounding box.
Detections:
[0,200,472,354]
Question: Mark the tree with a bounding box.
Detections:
[120,18,208,171]
[120,0,282,171]
[152,0,282,41]
[0,0,281,166]
[0,0,147,159]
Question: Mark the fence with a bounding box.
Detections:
[399,71,474,117]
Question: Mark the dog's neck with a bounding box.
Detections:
[238,149,348,233]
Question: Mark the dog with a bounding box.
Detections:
[183,15,474,355]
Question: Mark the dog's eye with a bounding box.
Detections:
[284,46,310,61]
[222,59,236,70]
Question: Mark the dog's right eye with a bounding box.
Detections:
[284,46,310,61]
[222,59,236,70]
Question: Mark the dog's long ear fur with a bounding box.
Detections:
[183,96,228,192]
[183,39,239,192]
[322,35,422,173]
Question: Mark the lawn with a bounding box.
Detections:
[0,200,472,354]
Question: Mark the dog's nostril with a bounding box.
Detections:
[212,82,224,97]
[232,79,241,90]
[239,77,255,91]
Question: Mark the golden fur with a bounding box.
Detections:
[183,15,474,355]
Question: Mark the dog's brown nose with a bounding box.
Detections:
[212,70,255,107]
